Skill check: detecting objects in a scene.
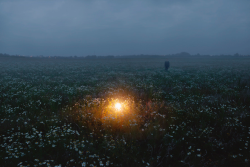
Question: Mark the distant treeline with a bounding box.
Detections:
[0,53,26,58]
[1,52,249,59]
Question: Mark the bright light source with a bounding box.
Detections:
[115,103,122,111]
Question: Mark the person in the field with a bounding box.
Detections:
[165,60,170,71]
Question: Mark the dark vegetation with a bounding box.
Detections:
[0,56,250,166]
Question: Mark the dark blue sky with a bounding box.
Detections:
[0,0,249,56]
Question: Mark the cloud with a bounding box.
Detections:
[0,0,249,55]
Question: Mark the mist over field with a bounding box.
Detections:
[1,0,250,166]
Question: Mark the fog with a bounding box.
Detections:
[0,0,249,56]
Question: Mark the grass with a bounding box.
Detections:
[0,56,250,166]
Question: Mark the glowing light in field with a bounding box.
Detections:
[115,103,122,111]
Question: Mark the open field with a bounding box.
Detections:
[1,56,250,166]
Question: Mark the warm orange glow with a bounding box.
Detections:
[115,103,122,111]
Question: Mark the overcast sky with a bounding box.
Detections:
[0,0,249,56]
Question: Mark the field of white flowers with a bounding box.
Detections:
[1,56,250,167]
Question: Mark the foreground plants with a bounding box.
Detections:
[0,56,250,166]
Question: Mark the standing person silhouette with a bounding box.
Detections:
[165,60,170,71]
